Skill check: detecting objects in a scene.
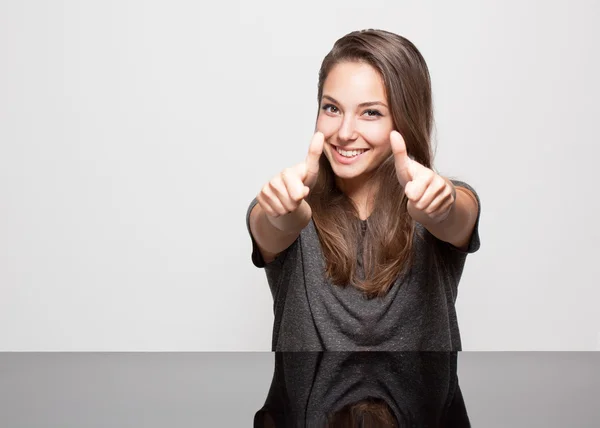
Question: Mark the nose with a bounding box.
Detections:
[337,115,358,142]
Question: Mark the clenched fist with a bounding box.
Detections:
[390,130,456,225]
[256,131,324,219]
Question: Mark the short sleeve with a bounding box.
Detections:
[246,197,289,268]
[441,179,481,254]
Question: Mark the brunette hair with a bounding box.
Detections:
[306,29,435,298]
[326,397,399,427]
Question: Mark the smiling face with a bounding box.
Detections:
[316,61,394,193]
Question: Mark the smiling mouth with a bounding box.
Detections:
[332,144,370,157]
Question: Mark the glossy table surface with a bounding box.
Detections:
[0,352,598,427]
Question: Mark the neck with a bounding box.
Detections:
[335,173,377,220]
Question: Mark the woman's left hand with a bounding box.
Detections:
[390,130,456,225]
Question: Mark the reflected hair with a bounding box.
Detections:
[326,397,400,427]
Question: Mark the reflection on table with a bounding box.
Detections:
[255,352,470,427]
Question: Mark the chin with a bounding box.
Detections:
[325,152,365,175]
[331,166,365,180]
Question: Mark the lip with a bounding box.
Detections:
[331,144,370,165]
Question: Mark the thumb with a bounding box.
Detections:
[390,130,413,186]
[303,131,324,187]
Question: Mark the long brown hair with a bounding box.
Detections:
[306,29,435,298]
[326,397,399,427]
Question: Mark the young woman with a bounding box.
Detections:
[246,29,481,351]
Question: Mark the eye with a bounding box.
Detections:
[364,109,382,117]
[321,103,339,114]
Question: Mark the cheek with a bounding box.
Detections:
[316,114,338,135]
[363,126,392,149]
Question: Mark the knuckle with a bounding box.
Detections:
[269,178,281,192]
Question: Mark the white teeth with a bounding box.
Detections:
[336,147,367,157]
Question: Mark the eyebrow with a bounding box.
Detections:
[322,95,388,109]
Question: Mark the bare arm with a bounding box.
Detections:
[390,131,479,252]
[249,200,312,264]
[423,184,479,251]
[250,132,323,264]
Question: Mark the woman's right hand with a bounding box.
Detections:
[256,131,324,225]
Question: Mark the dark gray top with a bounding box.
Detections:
[246,179,481,351]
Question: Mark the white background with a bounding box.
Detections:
[1,0,598,350]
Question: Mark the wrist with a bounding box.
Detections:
[265,200,311,234]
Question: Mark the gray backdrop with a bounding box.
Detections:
[1,0,598,350]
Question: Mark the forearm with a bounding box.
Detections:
[422,184,478,250]
[264,199,312,234]
[250,200,311,254]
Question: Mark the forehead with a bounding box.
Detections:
[322,61,387,103]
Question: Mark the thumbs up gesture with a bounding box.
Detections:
[301,131,325,191]
[390,130,456,225]
[257,131,324,219]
